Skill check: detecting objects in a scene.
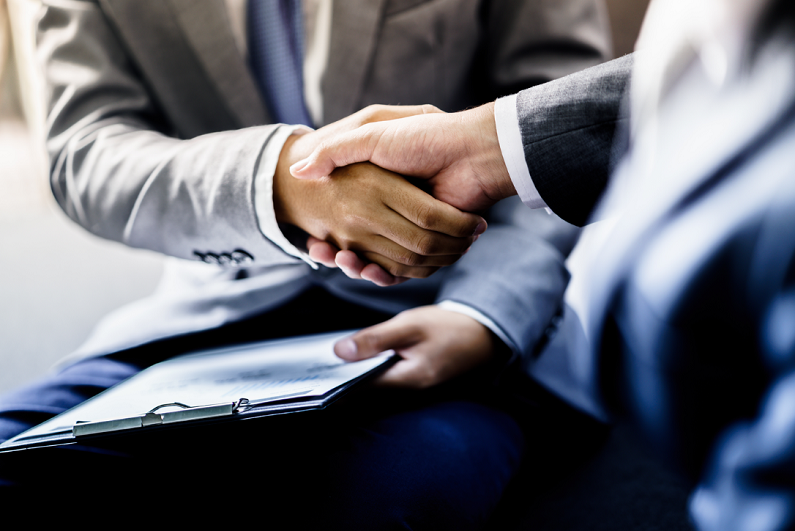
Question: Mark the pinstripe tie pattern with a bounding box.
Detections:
[248,0,313,126]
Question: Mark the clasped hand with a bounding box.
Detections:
[272,106,508,387]
[274,106,487,286]
[285,103,517,285]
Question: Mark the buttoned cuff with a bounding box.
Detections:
[494,95,549,211]
[437,300,518,354]
[254,124,318,268]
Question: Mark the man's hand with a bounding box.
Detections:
[275,107,487,285]
[305,235,410,286]
[290,103,517,213]
[333,306,497,388]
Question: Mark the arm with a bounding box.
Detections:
[41,1,482,273]
[292,54,634,226]
[306,0,614,279]
[513,53,634,225]
[42,1,285,264]
[334,199,578,388]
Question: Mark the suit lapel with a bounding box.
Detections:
[322,0,387,124]
[165,0,269,127]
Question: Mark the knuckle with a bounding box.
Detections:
[361,104,387,124]
[361,332,382,352]
[414,203,438,229]
[338,206,361,229]
[394,249,422,267]
[340,212,356,229]
[413,233,437,256]
[448,218,473,238]
[386,262,409,277]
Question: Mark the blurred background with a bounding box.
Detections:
[0,0,163,394]
[0,0,650,395]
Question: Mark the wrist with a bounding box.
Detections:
[273,133,306,227]
[463,103,517,202]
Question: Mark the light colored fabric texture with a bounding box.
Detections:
[39,0,606,368]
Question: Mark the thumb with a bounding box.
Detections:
[334,317,422,361]
[290,124,385,180]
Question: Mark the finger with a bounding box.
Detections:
[290,104,444,179]
[306,237,339,268]
[334,317,422,361]
[290,123,387,180]
[360,263,409,287]
[375,357,431,389]
[336,251,410,287]
[354,235,469,267]
[359,104,444,125]
[356,208,476,258]
[334,250,365,280]
[336,251,405,286]
[386,187,487,238]
[361,251,443,279]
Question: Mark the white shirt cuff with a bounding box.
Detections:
[494,94,549,211]
[437,300,517,354]
[254,124,318,268]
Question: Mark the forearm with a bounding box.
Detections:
[513,54,634,225]
[42,0,304,266]
[48,112,304,265]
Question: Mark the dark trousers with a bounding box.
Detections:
[0,287,534,529]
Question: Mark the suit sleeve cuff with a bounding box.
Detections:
[254,124,318,269]
[494,94,549,211]
[437,300,518,354]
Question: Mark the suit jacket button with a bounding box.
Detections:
[231,249,254,265]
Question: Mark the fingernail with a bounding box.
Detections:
[473,222,487,236]
[290,159,309,176]
[473,234,479,242]
[336,338,358,359]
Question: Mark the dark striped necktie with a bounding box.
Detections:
[248,0,313,127]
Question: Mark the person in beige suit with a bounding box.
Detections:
[0,0,611,527]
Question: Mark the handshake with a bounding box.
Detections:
[274,103,517,286]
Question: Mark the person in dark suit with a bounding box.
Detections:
[291,1,795,529]
[0,0,612,527]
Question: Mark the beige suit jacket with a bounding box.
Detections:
[40,0,610,266]
[38,0,610,360]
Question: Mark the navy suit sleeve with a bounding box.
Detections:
[436,196,579,360]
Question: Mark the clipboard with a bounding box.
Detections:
[0,330,397,453]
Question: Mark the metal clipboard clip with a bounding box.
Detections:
[73,398,250,437]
